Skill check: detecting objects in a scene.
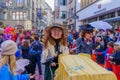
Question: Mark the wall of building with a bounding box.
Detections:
[67,0,75,29]
[45,3,53,26]
[78,0,120,28]
[2,0,33,29]
[79,0,120,20]
[76,0,81,31]
[0,0,6,26]
[54,0,67,25]
[4,20,32,30]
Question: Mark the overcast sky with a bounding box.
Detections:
[46,0,54,10]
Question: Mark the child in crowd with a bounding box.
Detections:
[97,41,114,70]
[95,36,105,67]
[0,40,34,80]
[110,41,120,80]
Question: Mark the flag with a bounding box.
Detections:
[36,8,43,19]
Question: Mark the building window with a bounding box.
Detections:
[81,0,96,8]
[60,0,66,6]
[5,0,12,6]
[70,8,74,16]
[88,17,97,23]
[16,12,19,20]
[16,0,23,7]
[20,12,23,20]
[60,11,67,19]
[67,11,69,18]
[12,12,16,20]
[118,10,120,16]
[24,12,27,20]
[12,12,27,20]
[99,12,115,20]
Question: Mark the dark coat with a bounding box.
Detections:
[111,50,120,65]
[76,38,93,54]
[21,46,30,59]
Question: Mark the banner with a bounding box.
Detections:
[36,8,43,19]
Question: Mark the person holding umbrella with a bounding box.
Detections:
[41,23,69,80]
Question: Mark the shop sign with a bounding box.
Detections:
[94,8,106,14]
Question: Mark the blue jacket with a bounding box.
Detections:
[0,64,29,80]
[30,40,43,54]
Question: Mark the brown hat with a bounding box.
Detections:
[48,23,62,29]
[0,40,18,56]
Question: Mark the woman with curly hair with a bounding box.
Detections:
[41,23,69,80]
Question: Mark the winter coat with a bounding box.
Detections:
[30,40,43,54]
[76,38,93,55]
[41,41,69,80]
[0,64,29,80]
[41,41,69,64]
[111,50,120,65]
[97,47,114,69]
[21,46,30,59]
[95,42,105,64]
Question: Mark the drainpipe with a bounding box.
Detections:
[74,0,77,30]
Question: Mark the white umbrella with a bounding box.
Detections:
[89,21,112,30]
[15,59,30,74]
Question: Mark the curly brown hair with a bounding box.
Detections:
[43,26,68,48]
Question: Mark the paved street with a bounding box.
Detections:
[35,65,44,80]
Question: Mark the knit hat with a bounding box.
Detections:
[0,40,18,56]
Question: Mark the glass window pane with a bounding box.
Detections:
[19,12,23,20]
[16,0,23,7]
[24,13,27,20]
[5,0,12,6]
[16,12,19,20]
[118,10,120,16]
[61,11,66,19]
[60,0,66,5]
[12,12,16,20]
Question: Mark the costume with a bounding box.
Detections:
[76,24,94,55]
[42,41,69,80]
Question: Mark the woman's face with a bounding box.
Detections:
[51,27,62,39]
[85,32,93,40]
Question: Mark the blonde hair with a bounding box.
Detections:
[0,55,16,75]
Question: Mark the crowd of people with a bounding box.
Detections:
[0,23,120,80]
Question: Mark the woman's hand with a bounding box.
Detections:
[51,62,56,67]
[29,74,36,79]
